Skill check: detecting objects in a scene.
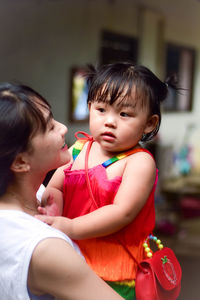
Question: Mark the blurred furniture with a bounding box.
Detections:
[159,174,200,257]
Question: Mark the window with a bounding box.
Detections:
[99,30,138,65]
[163,44,195,112]
[69,67,89,122]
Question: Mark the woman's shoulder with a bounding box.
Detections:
[0,210,80,252]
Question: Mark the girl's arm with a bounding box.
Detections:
[28,238,123,300]
[37,167,66,216]
[38,187,64,216]
[38,146,73,216]
[36,152,156,239]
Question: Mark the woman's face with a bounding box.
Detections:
[27,106,70,175]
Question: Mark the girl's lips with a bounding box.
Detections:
[101,132,116,141]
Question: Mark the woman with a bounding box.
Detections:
[0,83,123,300]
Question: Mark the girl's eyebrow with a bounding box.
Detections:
[117,102,137,109]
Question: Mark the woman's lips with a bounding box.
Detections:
[61,143,68,151]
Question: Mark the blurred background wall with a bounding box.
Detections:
[1,1,200,298]
[1,0,200,146]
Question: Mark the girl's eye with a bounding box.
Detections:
[120,112,129,117]
[97,107,105,113]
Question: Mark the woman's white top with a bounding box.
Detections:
[36,184,46,202]
[0,210,82,300]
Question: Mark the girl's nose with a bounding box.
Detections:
[104,115,117,128]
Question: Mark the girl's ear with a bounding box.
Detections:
[10,153,30,173]
[144,114,159,134]
[88,101,91,111]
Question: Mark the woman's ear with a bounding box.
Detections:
[144,114,159,134]
[10,153,30,173]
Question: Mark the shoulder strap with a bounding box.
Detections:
[72,131,93,161]
[102,148,153,168]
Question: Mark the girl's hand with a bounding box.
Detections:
[38,187,63,216]
[35,215,74,237]
[37,194,61,216]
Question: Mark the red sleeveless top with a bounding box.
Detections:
[62,132,158,281]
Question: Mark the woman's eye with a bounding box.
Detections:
[48,121,55,131]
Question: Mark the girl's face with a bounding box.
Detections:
[89,94,158,154]
[27,107,70,175]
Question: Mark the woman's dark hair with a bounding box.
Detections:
[86,62,176,142]
[0,82,51,196]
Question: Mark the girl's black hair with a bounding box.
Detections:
[0,82,51,196]
[86,62,177,142]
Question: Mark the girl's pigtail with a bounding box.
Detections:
[164,73,183,94]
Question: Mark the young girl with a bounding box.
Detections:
[37,63,173,300]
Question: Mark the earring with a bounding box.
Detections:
[141,133,146,141]
[25,165,30,172]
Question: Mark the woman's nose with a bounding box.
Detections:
[59,122,68,136]
[62,124,68,135]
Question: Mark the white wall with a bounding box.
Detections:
[0,0,200,148]
[141,0,200,149]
